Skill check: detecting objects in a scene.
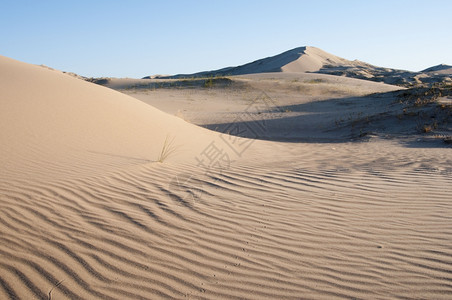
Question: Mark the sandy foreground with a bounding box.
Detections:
[1,55,452,299]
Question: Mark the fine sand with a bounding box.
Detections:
[1,55,452,299]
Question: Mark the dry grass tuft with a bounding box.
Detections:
[157,135,178,163]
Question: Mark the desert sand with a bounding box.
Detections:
[1,51,452,300]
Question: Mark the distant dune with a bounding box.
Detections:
[422,64,452,75]
[146,46,361,78]
[146,46,451,87]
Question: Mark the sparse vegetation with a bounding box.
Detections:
[305,79,325,84]
[157,135,178,163]
[116,76,236,91]
[203,77,214,88]
[329,85,451,140]
[395,86,452,136]
[397,86,450,107]
[202,76,233,88]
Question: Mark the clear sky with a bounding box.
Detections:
[1,0,451,78]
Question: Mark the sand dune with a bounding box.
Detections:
[0,55,223,178]
[146,46,451,87]
[1,55,452,299]
[149,46,356,78]
[109,72,405,141]
[215,46,354,74]
[422,64,452,75]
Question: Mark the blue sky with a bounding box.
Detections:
[1,0,451,78]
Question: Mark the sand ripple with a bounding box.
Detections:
[1,151,452,299]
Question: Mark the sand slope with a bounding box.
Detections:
[1,56,452,299]
[0,55,222,179]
